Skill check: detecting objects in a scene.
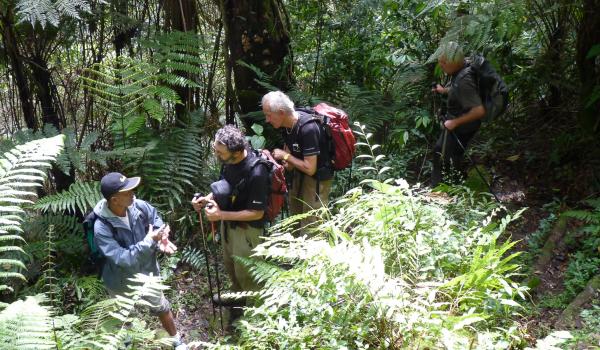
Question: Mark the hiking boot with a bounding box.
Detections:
[173,333,187,350]
[212,293,247,307]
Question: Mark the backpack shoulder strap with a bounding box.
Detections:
[133,200,151,229]
[89,213,122,247]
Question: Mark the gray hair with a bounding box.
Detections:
[215,125,247,152]
[437,41,464,64]
[261,91,295,114]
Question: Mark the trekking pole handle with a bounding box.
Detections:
[194,193,217,240]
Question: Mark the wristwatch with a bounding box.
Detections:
[283,153,290,161]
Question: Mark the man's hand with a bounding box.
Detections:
[282,160,294,171]
[146,224,165,242]
[272,148,288,161]
[432,84,447,94]
[191,193,212,213]
[158,225,177,254]
[444,118,459,131]
[204,200,222,222]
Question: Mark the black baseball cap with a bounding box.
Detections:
[210,179,232,209]
[100,172,141,199]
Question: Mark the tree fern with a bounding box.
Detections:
[16,0,92,28]
[0,135,64,292]
[80,56,180,143]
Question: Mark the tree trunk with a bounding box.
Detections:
[0,6,36,130]
[576,0,600,132]
[29,56,61,130]
[112,0,136,57]
[221,0,293,125]
[162,0,199,124]
[28,55,74,192]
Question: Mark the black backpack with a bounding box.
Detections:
[291,110,335,181]
[83,202,148,275]
[469,54,509,122]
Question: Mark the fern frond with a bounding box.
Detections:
[16,0,91,28]
[33,181,101,214]
[0,295,55,349]
[0,135,64,291]
[181,247,207,272]
[23,213,80,239]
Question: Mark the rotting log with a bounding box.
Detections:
[533,216,569,272]
[555,274,600,329]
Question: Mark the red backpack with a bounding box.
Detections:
[298,103,356,171]
[234,149,287,223]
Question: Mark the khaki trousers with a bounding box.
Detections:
[221,222,263,292]
[289,171,332,234]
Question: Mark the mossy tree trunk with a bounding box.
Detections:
[221,0,293,127]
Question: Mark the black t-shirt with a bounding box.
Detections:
[447,65,483,134]
[282,112,321,159]
[221,153,269,227]
[282,111,334,180]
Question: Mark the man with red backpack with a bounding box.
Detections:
[191,125,270,325]
[262,91,335,233]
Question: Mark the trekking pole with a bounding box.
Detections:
[194,194,224,333]
[207,203,225,333]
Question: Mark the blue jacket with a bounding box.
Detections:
[93,198,163,294]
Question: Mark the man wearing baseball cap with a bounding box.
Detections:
[93,172,186,350]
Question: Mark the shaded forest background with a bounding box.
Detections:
[0,0,599,348]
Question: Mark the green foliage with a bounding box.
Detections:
[22,213,81,240]
[203,180,528,348]
[181,247,207,273]
[141,31,207,88]
[80,56,181,142]
[247,123,266,150]
[15,0,92,28]
[0,274,174,349]
[0,135,64,292]
[0,294,55,349]
[131,111,208,213]
[562,252,600,300]
[553,198,600,301]
[33,181,101,215]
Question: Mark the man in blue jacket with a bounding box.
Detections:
[93,172,186,350]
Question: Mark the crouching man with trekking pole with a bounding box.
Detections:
[191,125,269,329]
[430,41,486,187]
[92,172,187,350]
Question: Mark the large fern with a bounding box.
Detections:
[0,294,55,349]
[128,112,210,212]
[80,56,181,144]
[0,274,172,349]
[0,135,64,293]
